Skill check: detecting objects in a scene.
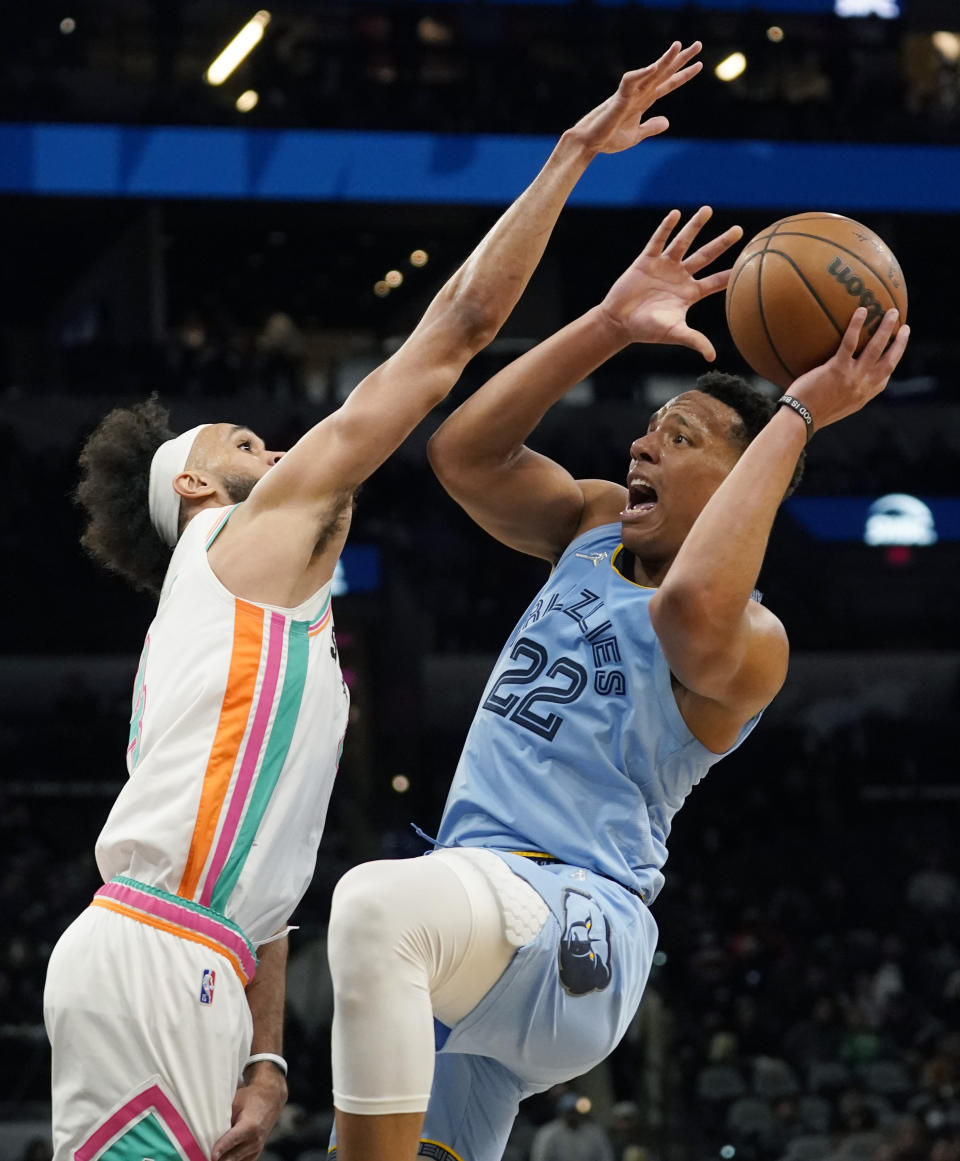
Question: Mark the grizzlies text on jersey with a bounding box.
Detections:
[437,522,760,903]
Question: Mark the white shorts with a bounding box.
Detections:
[44,900,253,1161]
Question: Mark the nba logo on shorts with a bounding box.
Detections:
[199,969,216,1004]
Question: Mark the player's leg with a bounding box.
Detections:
[327,850,547,1161]
[435,855,662,1096]
[419,1052,525,1161]
[331,1054,522,1161]
[45,904,250,1161]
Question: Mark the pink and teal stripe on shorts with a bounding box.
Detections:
[93,877,257,983]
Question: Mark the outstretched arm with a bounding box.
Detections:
[249,43,704,520]
[428,205,742,561]
[650,306,911,743]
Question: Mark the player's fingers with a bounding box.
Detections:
[663,40,702,74]
[618,44,681,93]
[646,40,685,76]
[620,41,700,96]
[214,1132,260,1161]
[211,1122,258,1161]
[676,325,717,362]
[635,115,669,142]
[211,1132,239,1161]
[684,225,744,274]
[655,60,703,99]
[644,209,683,255]
[860,308,900,363]
[665,206,713,260]
[879,322,911,375]
[694,268,733,299]
[216,1145,259,1161]
[838,307,867,356]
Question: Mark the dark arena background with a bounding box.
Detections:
[1,3,959,1160]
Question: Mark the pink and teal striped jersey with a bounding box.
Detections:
[96,505,350,945]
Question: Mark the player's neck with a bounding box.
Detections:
[617,546,670,589]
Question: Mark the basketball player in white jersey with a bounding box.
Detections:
[44,44,705,1161]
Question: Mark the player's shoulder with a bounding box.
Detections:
[579,477,627,511]
[564,479,626,548]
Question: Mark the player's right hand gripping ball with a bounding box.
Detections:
[724,212,908,389]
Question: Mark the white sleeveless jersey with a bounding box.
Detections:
[95,505,350,945]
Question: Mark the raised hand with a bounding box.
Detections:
[566,42,703,156]
[598,206,743,361]
[785,307,910,433]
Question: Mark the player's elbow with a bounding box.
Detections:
[426,427,448,474]
[436,276,505,356]
[427,423,468,486]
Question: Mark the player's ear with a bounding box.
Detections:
[173,470,217,500]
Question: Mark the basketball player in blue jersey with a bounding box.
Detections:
[325,205,910,1160]
[48,43,706,1161]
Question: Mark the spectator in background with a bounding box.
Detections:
[784,996,843,1070]
[257,311,307,398]
[907,854,960,916]
[531,1094,615,1161]
[19,1140,52,1161]
[608,1101,646,1161]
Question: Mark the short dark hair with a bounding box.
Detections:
[74,396,176,597]
[694,370,805,497]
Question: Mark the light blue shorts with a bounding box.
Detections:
[331,851,658,1161]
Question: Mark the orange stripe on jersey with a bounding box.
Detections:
[177,600,264,900]
[91,896,249,983]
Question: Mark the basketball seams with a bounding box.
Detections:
[726,212,906,390]
[726,251,760,304]
[749,214,852,244]
[746,214,864,247]
[753,220,798,384]
[761,247,845,339]
[753,231,902,305]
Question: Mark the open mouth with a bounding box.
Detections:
[627,480,658,513]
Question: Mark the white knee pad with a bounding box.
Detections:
[327,851,548,1113]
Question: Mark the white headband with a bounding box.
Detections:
[148,424,211,548]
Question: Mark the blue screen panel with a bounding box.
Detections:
[334,544,382,596]
[785,496,960,543]
[1,124,957,213]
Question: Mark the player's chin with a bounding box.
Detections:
[620,503,659,532]
[619,510,662,551]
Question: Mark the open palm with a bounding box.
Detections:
[600,207,743,361]
[568,42,704,155]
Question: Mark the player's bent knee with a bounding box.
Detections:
[328,861,419,993]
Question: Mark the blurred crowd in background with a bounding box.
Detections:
[1,388,958,1160]
[1,2,958,1160]
[0,644,957,1161]
[0,1,959,143]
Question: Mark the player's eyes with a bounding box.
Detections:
[238,440,252,451]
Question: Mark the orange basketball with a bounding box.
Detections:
[724,212,908,390]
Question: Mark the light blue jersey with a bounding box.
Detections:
[438,522,761,904]
[329,523,766,1161]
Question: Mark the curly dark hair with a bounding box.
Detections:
[74,396,176,596]
[694,370,805,498]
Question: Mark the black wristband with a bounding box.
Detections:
[776,394,814,442]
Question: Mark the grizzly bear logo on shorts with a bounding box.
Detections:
[557,888,612,995]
